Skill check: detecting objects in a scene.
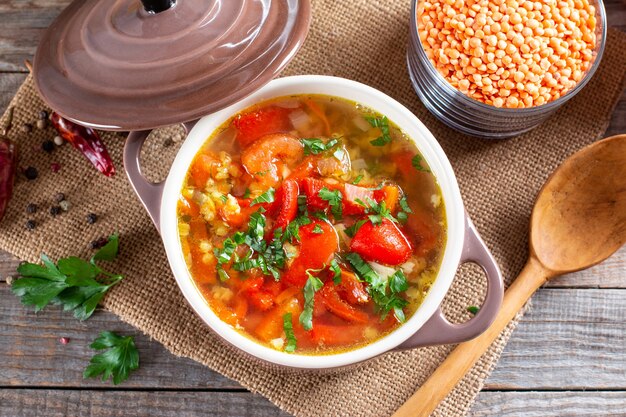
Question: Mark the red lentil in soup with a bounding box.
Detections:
[177,95,446,354]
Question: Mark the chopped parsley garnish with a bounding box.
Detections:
[300,137,339,155]
[318,187,343,220]
[352,174,364,185]
[467,305,480,315]
[282,215,311,243]
[219,194,228,203]
[366,116,392,146]
[299,270,324,331]
[344,219,367,237]
[411,154,430,173]
[250,187,275,206]
[312,224,323,234]
[297,194,308,216]
[11,234,123,321]
[356,197,397,225]
[243,188,251,199]
[329,259,342,285]
[399,196,412,213]
[283,313,297,352]
[83,331,139,385]
[345,253,408,323]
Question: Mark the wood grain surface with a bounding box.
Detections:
[0,0,624,416]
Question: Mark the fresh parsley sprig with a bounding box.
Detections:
[366,116,392,146]
[299,269,325,331]
[318,187,343,220]
[345,253,409,323]
[250,188,275,206]
[300,137,339,155]
[411,154,430,173]
[355,197,397,226]
[283,313,297,353]
[83,331,139,385]
[11,234,123,320]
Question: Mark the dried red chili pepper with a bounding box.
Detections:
[50,112,115,177]
[0,107,17,222]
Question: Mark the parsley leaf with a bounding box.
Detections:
[411,154,430,173]
[83,331,139,385]
[352,174,364,185]
[243,188,251,199]
[344,219,367,238]
[299,270,324,331]
[467,305,480,315]
[300,138,339,155]
[283,313,297,353]
[366,116,392,146]
[346,253,409,323]
[11,234,123,320]
[282,215,311,243]
[318,187,343,220]
[359,198,397,225]
[250,188,275,206]
[329,259,342,285]
[312,224,323,234]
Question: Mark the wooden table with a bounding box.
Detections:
[1,1,624,416]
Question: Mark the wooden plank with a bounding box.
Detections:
[485,289,626,390]
[470,391,626,417]
[0,286,240,389]
[0,389,291,417]
[3,285,625,390]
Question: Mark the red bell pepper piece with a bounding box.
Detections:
[282,219,339,287]
[50,112,115,177]
[310,322,367,346]
[232,106,293,148]
[350,218,413,265]
[335,269,369,305]
[273,179,299,230]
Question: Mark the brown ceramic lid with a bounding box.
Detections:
[33,0,311,131]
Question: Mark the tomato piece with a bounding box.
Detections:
[274,179,299,230]
[247,290,275,311]
[233,297,248,320]
[310,323,366,346]
[178,195,200,218]
[342,183,374,215]
[319,283,369,323]
[283,220,339,286]
[336,269,369,304]
[189,246,217,284]
[233,107,293,148]
[300,178,333,211]
[210,297,239,327]
[350,218,413,265]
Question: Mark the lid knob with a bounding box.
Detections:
[141,0,176,13]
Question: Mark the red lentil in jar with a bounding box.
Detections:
[417,0,598,108]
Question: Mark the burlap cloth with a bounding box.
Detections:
[1,1,625,415]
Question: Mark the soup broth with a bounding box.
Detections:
[177,95,446,354]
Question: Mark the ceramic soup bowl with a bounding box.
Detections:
[124,75,504,369]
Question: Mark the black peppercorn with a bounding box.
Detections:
[25,220,36,230]
[39,110,49,120]
[26,203,38,214]
[49,206,61,217]
[24,166,38,180]
[54,193,66,203]
[42,140,55,153]
[86,213,98,224]
[91,237,109,249]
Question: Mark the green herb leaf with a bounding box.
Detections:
[399,197,412,213]
[83,331,139,385]
[411,154,430,173]
[250,188,275,206]
[344,219,367,238]
[397,211,408,223]
[352,174,364,185]
[300,138,339,155]
[92,234,119,262]
[389,270,409,293]
[11,236,123,319]
[283,313,297,353]
[318,187,343,220]
[243,188,251,199]
[467,305,480,315]
[312,224,323,234]
[329,259,342,285]
[299,271,324,331]
[366,116,392,146]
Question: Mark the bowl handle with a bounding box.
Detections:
[396,215,504,349]
[123,121,198,233]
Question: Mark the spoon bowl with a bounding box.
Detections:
[393,134,626,417]
[531,135,626,274]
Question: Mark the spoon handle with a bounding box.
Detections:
[392,257,551,417]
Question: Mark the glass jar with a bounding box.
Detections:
[407,0,607,139]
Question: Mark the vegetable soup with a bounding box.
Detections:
[177,95,446,354]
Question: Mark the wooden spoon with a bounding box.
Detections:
[393,134,626,417]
